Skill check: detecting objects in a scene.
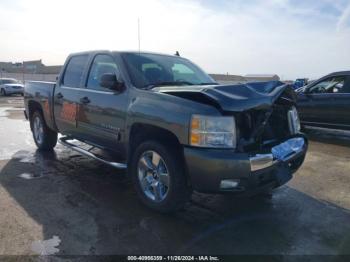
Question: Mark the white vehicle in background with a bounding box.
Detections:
[0,78,24,96]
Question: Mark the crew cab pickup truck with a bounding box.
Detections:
[24,50,307,212]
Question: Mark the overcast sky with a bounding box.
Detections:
[0,0,349,79]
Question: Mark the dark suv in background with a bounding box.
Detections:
[297,71,350,130]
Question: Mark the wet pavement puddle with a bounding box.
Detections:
[18,172,43,180]
[0,107,34,160]
[12,150,36,163]
[31,236,61,255]
[0,107,10,118]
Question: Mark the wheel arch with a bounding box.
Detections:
[128,123,183,157]
[28,100,44,130]
[127,122,192,186]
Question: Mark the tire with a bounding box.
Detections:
[130,140,192,213]
[30,111,58,151]
[0,89,6,96]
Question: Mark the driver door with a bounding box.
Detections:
[77,53,129,153]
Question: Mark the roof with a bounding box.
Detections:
[245,74,279,78]
[310,71,350,83]
[325,71,350,77]
[23,60,43,64]
[41,65,62,74]
[68,50,182,59]
[117,51,181,58]
[210,74,245,81]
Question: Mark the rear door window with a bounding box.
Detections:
[343,76,350,93]
[63,55,89,87]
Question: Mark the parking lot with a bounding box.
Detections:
[0,96,349,255]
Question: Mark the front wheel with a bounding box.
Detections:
[0,89,6,96]
[31,111,58,151]
[130,141,192,213]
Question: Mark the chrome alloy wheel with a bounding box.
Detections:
[137,151,170,202]
[33,116,44,145]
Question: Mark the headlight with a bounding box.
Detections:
[288,106,301,135]
[190,115,236,148]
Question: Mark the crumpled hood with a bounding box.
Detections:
[154,81,294,112]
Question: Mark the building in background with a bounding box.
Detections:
[0,60,62,82]
[1,59,282,84]
[211,73,281,84]
[244,74,280,82]
[209,74,245,84]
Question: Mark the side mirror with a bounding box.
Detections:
[99,73,125,92]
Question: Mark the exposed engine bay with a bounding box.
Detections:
[155,81,298,153]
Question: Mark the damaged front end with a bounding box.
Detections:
[159,81,308,194]
[156,81,303,153]
[235,84,300,153]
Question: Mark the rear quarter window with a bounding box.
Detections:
[63,55,89,87]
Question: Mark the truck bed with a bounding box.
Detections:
[24,81,57,131]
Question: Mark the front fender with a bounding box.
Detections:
[126,89,220,145]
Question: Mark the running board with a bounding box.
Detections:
[58,137,127,169]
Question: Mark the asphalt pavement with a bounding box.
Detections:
[0,96,349,256]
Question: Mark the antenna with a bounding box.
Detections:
[138,18,141,53]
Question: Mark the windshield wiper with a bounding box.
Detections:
[143,81,195,89]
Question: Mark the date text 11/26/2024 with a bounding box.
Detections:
[127,256,220,261]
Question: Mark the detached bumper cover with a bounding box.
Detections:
[184,135,308,194]
[250,137,305,172]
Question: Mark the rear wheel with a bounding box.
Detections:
[0,89,6,96]
[130,140,192,213]
[31,111,58,151]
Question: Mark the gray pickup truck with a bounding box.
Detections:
[24,50,307,212]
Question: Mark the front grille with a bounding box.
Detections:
[263,106,290,140]
[236,105,291,152]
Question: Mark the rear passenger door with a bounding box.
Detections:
[331,76,350,128]
[77,53,129,153]
[54,55,89,138]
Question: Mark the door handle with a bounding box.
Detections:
[80,97,90,104]
[56,93,63,99]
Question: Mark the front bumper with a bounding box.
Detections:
[184,135,308,195]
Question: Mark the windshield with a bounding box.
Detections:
[121,53,217,89]
[2,79,18,84]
